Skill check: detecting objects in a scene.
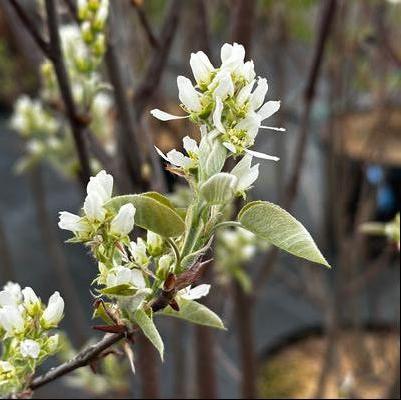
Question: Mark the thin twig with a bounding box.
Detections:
[45,0,91,186]
[30,332,125,389]
[8,0,50,55]
[131,1,160,49]
[254,0,338,296]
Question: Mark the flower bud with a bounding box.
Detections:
[110,204,136,236]
[156,254,173,280]
[20,339,40,359]
[46,334,60,353]
[22,287,41,316]
[130,238,149,266]
[190,51,214,86]
[42,292,64,328]
[147,231,164,256]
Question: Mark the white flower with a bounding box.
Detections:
[230,154,259,192]
[190,51,215,85]
[213,97,226,133]
[106,266,146,289]
[20,339,40,359]
[86,170,113,204]
[42,292,64,327]
[0,360,14,376]
[239,60,256,82]
[180,284,211,300]
[210,70,234,100]
[129,238,149,266]
[22,287,40,308]
[110,204,136,236]
[155,135,199,169]
[177,76,202,112]
[0,305,24,334]
[0,282,22,306]
[220,42,245,71]
[58,211,89,232]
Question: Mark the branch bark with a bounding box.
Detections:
[30,332,125,390]
[254,0,338,296]
[44,0,91,186]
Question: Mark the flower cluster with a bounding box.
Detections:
[152,42,284,160]
[10,3,113,178]
[0,283,64,396]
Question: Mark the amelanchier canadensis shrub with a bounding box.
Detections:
[2,2,330,396]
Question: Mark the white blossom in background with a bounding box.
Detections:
[151,42,285,160]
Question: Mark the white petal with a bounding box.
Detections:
[212,97,225,133]
[167,149,192,168]
[154,146,170,163]
[260,126,286,132]
[257,101,281,121]
[83,192,106,221]
[150,109,188,121]
[110,203,136,236]
[213,72,234,100]
[223,141,237,153]
[177,76,202,112]
[244,148,279,161]
[183,136,199,154]
[250,78,268,110]
[190,51,214,84]
[20,339,40,359]
[182,284,211,300]
[86,170,113,203]
[237,80,255,106]
[58,211,88,232]
[42,292,64,326]
[131,269,146,289]
[231,154,259,191]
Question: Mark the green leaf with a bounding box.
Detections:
[134,309,164,361]
[160,298,226,329]
[200,173,237,205]
[238,201,330,267]
[198,135,227,181]
[105,193,185,237]
[99,284,137,296]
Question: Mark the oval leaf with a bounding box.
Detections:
[105,194,185,237]
[200,173,237,205]
[238,201,330,267]
[159,298,226,330]
[99,284,137,296]
[134,309,164,361]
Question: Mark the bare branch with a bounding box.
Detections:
[30,332,125,390]
[133,0,181,116]
[9,0,50,56]
[254,0,338,296]
[131,1,160,49]
[45,0,92,185]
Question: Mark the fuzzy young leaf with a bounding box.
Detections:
[160,298,225,329]
[105,193,185,237]
[198,135,227,181]
[238,201,330,267]
[133,309,164,361]
[200,173,238,205]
